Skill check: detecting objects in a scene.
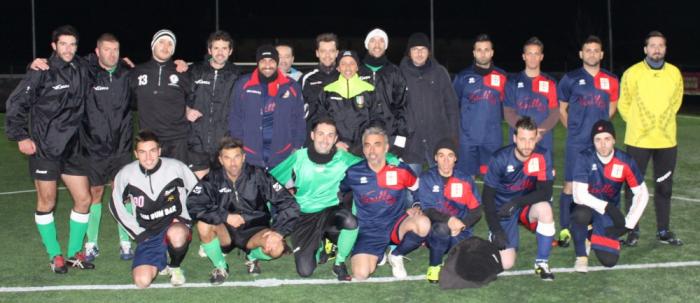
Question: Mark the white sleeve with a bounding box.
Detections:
[572,181,608,215]
[625,182,649,229]
[179,164,199,222]
[109,171,145,239]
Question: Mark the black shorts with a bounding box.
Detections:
[220,225,268,254]
[160,138,189,164]
[87,153,133,186]
[29,155,88,181]
[187,150,213,172]
[290,207,337,255]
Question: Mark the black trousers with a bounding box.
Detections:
[624,145,677,231]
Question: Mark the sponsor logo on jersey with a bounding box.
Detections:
[52,84,69,90]
[309,81,322,85]
[194,79,211,85]
[35,169,48,174]
[192,186,202,194]
[273,182,283,192]
[468,77,475,84]
[450,183,463,198]
[282,90,291,99]
[591,164,597,171]
[506,165,515,173]
[599,77,610,90]
[517,82,524,88]
[538,80,549,93]
[218,187,231,193]
[168,74,179,87]
[490,74,501,86]
[527,157,540,173]
[611,164,624,178]
[246,89,262,95]
[360,176,368,184]
[330,96,342,101]
[432,185,440,192]
[578,79,586,85]
[386,171,398,186]
[93,86,109,91]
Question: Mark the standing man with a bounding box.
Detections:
[276,42,303,82]
[359,28,410,157]
[504,37,559,164]
[571,120,649,272]
[110,131,198,288]
[399,32,460,175]
[302,33,340,131]
[557,35,618,246]
[229,44,305,169]
[452,34,507,178]
[618,31,684,246]
[131,29,193,163]
[416,138,482,283]
[5,25,94,273]
[482,117,556,281]
[185,30,240,178]
[342,126,430,280]
[187,136,299,284]
[271,118,361,281]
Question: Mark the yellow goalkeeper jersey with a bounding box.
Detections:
[618,60,684,148]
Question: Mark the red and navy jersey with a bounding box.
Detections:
[341,161,418,233]
[557,68,619,145]
[573,147,643,207]
[417,167,480,219]
[505,71,558,152]
[483,144,553,207]
[452,65,507,145]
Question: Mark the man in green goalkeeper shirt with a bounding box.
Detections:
[271,117,397,281]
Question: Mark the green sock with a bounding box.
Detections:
[35,212,62,260]
[315,243,323,262]
[247,247,273,261]
[117,203,133,243]
[335,228,358,265]
[86,203,102,245]
[202,238,227,269]
[67,210,89,258]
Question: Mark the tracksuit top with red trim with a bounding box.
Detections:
[228,69,306,168]
[557,68,619,146]
[417,167,481,220]
[341,160,418,233]
[505,71,558,152]
[452,65,507,145]
[484,144,553,209]
[573,147,643,207]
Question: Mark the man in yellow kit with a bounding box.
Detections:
[617,30,684,246]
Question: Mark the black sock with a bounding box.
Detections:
[168,241,190,267]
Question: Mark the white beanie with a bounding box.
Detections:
[364,28,389,50]
[151,29,176,53]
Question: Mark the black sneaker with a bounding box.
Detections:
[66,252,96,270]
[332,263,352,281]
[51,255,68,274]
[535,262,554,281]
[209,267,229,285]
[245,259,261,275]
[623,230,640,247]
[658,230,683,246]
[318,249,329,265]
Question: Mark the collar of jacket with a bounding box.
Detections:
[49,53,75,70]
[139,158,162,175]
[203,58,238,73]
[243,68,290,97]
[324,74,374,99]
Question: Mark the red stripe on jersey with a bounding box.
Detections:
[524,153,548,181]
[591,234,621,250]
[531,75,558,109]
[377,165,417,191]
[479,164,489,175]
[444,177,479,209]
[483,71,507,101]
[593,72,619,102]
[518,205,537,232]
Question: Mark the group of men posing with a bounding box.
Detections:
[5,24,684,288]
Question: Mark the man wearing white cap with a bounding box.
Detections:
[358,28,410,159]
[130,29,193,163]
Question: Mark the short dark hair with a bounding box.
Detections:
[514,116,538,135]
[134,130,160,150]
[312,116,337,131]
[96,33,119,47]
[52,25,79,44]
[473,33,492,49]
[315,33,338,50]
[581,35,603,50]
[523,36,544,53]
[218,136,244,155]
[207,30,233,49]
[645,30,666,46]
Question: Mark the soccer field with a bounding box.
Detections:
[1,113,699,302]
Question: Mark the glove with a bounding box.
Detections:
[491,230,509,250]
[604,203,626,228]
[605,226,632,239]
[497,200,519,218]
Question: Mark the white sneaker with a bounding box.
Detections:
[377,251,388,266]
[198,246,207,258]
[170,267,186,286]
[575,256,588,273]
[387,253,407,278]
[158,266,171,276]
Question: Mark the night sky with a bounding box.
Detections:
[2,0,699,75]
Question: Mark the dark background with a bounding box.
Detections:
[2,0,699,75]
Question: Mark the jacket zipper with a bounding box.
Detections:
[158,65,163,86]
